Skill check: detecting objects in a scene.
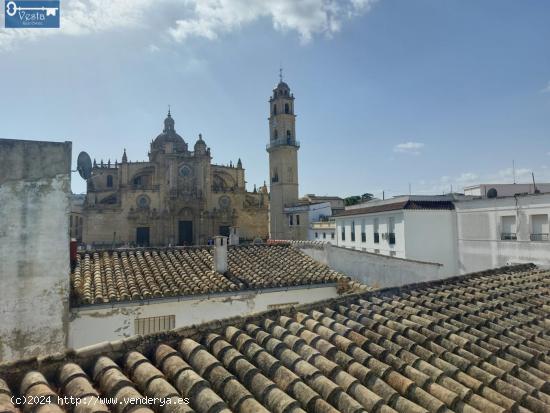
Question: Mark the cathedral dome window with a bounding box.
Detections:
[136,195,150,209]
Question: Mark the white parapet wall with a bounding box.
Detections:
[290,241,444,288]
[0,139,72,361]
[68,284,338,349]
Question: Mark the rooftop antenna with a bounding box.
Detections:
[76,151,92,180]
[513,160,516,184]
[532,172,540,193]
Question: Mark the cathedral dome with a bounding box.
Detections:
[151,110,188,153]
[194,134,207,155]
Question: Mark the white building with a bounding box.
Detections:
[333,196,459,276]
[464,183,550,198]
[456,193,550,273]
[283,201,332,240]
[310,218,336,244]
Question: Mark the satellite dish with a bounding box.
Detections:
[77,151,92,180]
[487,188,498,198]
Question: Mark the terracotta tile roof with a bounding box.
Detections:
[2,264,549,413]
[71,245,344,306]
[335,200,455,217]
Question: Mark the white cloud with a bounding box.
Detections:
[455,172,479,184]
[0,0,377,51]
[393,141,425,155]
[169,0,376,44]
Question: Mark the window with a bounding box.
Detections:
[285,103,289,114]
[323,232,326,239]
[135,315,175,335]
[501,216,517,240]
[286,130,291,138]
[315,232,318,238]
[331,232,335,240]
[133,176,142,186]
[341,224,346,241]
[374,218,379,243]
[273,104,277,115]
[296,215,300,225]
[530,214,549,241]
[106,175,113,187]
[361,220,366,242]
[274,130,278,139]
[289,215,294,226]
[351,221,356,242]
[388,217,396,245]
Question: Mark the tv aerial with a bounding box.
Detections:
[76,151,92,180]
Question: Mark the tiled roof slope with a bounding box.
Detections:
[2,264,550,413]
[71,244,343,305]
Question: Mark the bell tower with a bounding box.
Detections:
[267,70,300,240]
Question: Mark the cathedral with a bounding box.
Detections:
[82,110,268,246]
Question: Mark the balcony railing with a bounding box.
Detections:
[530,233,549,241]
[266,138,300,150]
[501,232,517,241]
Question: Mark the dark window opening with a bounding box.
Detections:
[273,104,277,115]
[107,175,113,188]
[296,215,300,225]
[361,232,366,242]
[374,233,380,243]
[289,215,293,226]
[285,103,289,114]
[136,227,150,247]
[389,233,396,245]
[133,176,142,186]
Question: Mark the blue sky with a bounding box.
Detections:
[1,0,549,198]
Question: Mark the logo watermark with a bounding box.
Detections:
[5,0,60,28]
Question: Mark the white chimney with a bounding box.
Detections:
[229,226,240,245]
[213,236,228,273]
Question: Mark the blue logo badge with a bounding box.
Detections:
[5,0,60,28]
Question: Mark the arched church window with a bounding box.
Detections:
[106,175,113,188]
[273,105,277,115]
[285,103,289,114]
[286,130,291,143]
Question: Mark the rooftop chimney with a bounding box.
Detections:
[229,226,240,246]
[213,236,228,273]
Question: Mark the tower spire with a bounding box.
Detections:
[279,66,283,83]
[168,104,171,116]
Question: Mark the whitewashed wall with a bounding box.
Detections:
[295,243,444,288]
[69,285,337,349]
[456,194,550,273]
[0,139,72,361]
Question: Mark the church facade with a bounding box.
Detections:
[82,111,268,246]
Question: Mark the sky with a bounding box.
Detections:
[1,0,549,198]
